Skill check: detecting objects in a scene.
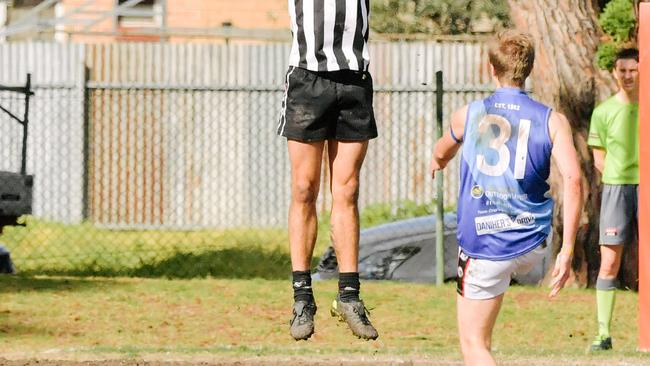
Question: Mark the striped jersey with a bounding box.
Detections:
[457,88,554,260]
[288,0,370,72]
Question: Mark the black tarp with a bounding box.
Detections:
[315,213,550,284]
[0,245,15,274]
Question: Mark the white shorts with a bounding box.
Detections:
[456,245,547,300]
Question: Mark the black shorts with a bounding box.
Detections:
[276,66,378,141]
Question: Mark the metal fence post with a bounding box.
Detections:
[435,70,444,286]
[81,65,90,220]
[20,74,31,176]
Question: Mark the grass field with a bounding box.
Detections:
[0,275,649,365]
[0,205,647,365]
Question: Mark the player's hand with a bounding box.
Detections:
[430,157,443,179]
[548,252,572,298]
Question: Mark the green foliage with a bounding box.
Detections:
[596,0,636,70]
[359,200,438,227]
[318,200,445,233]
[370,0,510,35]
[596,42,619,71]
[599,0,636,43]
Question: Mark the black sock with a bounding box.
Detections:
[338,272,360,303]
[292,270,314,303]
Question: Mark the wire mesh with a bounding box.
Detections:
[0,41,495,279]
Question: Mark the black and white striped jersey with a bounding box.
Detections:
[288,0,370,72]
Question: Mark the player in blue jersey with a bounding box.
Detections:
[430,30,584,366]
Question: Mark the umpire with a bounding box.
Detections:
[278,0,379,341]
[587,48,639,352]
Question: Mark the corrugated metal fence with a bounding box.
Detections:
[0,41,493,229]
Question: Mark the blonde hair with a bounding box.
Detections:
[488,30,535,86]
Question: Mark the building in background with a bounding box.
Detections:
[0,0,291,43]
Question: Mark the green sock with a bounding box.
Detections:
[596,278,617,338]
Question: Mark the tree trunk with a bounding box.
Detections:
[508,0,638,289]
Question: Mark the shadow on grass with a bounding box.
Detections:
[0,305,63,339]
[20,246,312,280]
[130,246,293,279]
[0,275,125,293]
[0,319,49,338]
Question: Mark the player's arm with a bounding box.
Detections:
[548,111,584,298]
[430,105,468,179]
[588,108,606,174]
[592,148,606,174]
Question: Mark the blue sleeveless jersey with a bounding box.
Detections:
[457,88,554,260]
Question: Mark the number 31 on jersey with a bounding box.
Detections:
[476,114,531,179]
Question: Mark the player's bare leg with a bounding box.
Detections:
[287,139,325,340]
[457,293,503,366]
[326,139,378,340]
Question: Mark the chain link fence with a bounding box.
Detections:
[0,41,494,279]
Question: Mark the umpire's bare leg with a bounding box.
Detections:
[287,140,325,340]
[327,139,379,340]
[288,140,325,272]
[327,139,368,273]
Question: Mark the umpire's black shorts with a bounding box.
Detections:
[276,66,378,142]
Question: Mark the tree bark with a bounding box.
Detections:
[508,0,638,289]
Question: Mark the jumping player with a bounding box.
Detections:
[430,30,584,365]
[279,0,379,341]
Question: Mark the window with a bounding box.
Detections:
[116,0,160,28]
[12,0,48,7]
[7,0,56,41]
